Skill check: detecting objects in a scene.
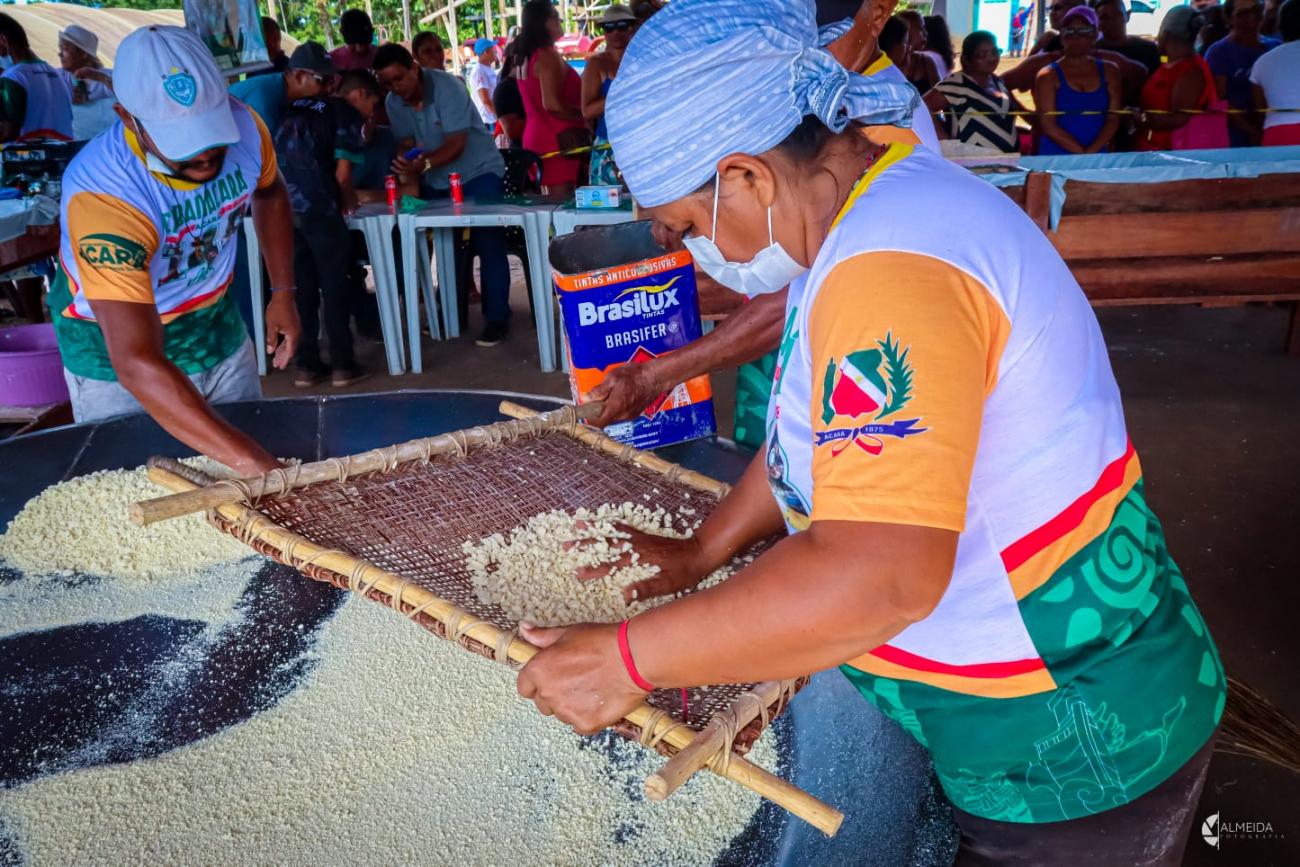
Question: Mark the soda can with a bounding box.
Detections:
[385,175,398,210]
[449,172,464,204]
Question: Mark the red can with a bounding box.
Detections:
[448,172,464,204]
[385,175,399,210]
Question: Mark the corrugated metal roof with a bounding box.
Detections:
[1,3,296,68]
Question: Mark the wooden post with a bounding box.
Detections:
[402,0,412,42]
[448,1,461,73]
[315,0,335,49]
[1024,171,1052,234]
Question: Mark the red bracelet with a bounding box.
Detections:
[617,619,656,692]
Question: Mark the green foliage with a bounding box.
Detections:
[876,331,914,420]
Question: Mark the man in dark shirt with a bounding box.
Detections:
[1092,0,1163,72]
[275,77,376,387]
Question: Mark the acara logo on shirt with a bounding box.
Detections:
[815,332,928,456]
[78,233,148,271]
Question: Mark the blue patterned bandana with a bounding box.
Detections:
[606,0,918,207]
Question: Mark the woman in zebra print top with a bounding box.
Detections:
[924,31,1027,153]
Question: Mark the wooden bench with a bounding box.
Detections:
[1006,171,1300,354]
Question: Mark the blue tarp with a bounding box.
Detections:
[978,145,1300,229]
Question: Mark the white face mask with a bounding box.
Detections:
[132,118,187,179]
[681,175,807,298]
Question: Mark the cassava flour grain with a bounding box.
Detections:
[2,597,773,865]
[463,503,747,626]
[0,459,249,581]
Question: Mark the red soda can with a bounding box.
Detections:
[449,172,464,204]
[385,175,398,210]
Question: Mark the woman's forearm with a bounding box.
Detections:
[631,519,957,687]
[690,452,786,574]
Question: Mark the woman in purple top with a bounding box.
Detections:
[1206,0,1280,146]
[1033,6,1122,154]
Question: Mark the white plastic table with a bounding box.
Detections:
[548,203,636,238]
[243,209,406,376]
[398,201,556,373]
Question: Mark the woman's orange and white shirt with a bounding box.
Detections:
[765,142,1224,824]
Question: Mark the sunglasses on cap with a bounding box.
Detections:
[601,20,634,32]
[1062,25,1098,35]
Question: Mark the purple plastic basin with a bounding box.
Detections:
[0,323,69,407]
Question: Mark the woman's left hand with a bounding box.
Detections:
[516,622,649,735]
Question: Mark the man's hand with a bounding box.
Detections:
[264,290,300,369]
[587,362,667,427]
[390,153,421,180]
[516,622,648,735]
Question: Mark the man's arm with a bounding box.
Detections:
[1001,50,1057,92]
[588,289,786,426]
[335,157,358,215]
[250,173,300,369]
[476,88,496,117]
[92,299,280,474]
[0,78,27,143]
[420,130,468,169]
[1093,48,1149,103]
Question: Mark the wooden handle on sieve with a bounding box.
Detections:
[128,401,605,527]
[499,399,604,423]
[645,680,787,803]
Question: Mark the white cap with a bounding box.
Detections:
[59,24,99,58]
[114,25,238,161]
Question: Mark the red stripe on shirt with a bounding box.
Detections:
[1000,440,1137,574]
[867,644,1046,678]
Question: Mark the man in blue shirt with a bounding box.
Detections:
[375,42,513,347]
[228,42,337,338]
[230,42,337,137]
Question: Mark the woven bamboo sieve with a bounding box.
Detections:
[139,401,843,836]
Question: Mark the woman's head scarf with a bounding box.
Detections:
[606,0,918,207]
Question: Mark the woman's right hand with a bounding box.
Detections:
[575,524,711,604]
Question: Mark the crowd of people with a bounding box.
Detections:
[913,0,1299,154]
[0,3,665,397]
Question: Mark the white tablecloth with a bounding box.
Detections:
[0,195,58,245]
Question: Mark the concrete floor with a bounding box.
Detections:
[269,284,1299,863]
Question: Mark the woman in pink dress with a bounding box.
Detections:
[513,0,586,194]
